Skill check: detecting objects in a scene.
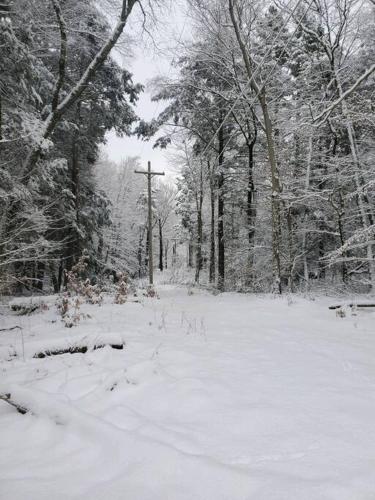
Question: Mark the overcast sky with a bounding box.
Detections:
[102,1,189,179]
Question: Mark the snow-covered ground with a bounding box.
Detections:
[1,286,375,500]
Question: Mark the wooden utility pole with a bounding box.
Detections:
[135,161,164,286]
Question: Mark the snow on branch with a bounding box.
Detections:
[50,0,67,112]
[22,0,139,180]
[314,64,375,125]
[324,225,375,264]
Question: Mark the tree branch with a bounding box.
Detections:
[0,393,28,414]
[22,0,139,181]
[45,0,138,137]
[314,64,375,125]
[50,0,67,112]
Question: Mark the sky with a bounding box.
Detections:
[102,1,189,179]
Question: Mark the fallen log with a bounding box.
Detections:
[0,326,22,333]
[329,303,375,310]
[33,342,124,359]
[10,303,40,315]
[0,393,28,414]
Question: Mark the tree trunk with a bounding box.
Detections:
[50,263,60,293]
[259,93,282,293]
[57,259,64,290]
[188,241,193,267]
[97,233,104,277]
[172,240,177,266]
[337,192,348,284]
[0,92,2,142]
[209,168,216,284]
[217,123,225,291]
[302,135,313,290]
[35,262,45,291]
[317,139,326,280]
[246,136,256,285]
[164,240,169,269]
[195,208,203,283]
[67,110,81,270]
[194,164,204,283]
[286,207,294,292]
[195,203,203,284]
[158,218,163,271]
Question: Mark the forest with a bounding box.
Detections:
[1,1,375,499]
[1,0,374,295]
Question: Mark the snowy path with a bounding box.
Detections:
[1,286,375,499]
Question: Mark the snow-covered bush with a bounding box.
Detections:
[65,253,103,306]
[56,253,102,327]
[144,285,159,299]
[114,272,129,304]
[56,293,86,328]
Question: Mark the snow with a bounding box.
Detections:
[1,286,375,499]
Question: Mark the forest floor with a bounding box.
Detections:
[1,285,375,500]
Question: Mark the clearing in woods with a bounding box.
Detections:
[1,286,375,499]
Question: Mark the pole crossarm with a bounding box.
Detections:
[134,161,165,286]
[134,171,165,176]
